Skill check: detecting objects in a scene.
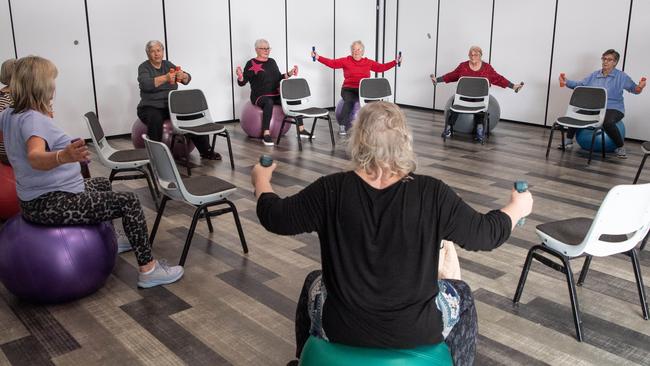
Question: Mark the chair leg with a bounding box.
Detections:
[326,115,335,148]
[561,256,584,341]
[601,129,606,160]
[149,196,169,246]
[629,249,649,320]
[587,128,598,165]
[224,200,248,254]
[641,231,649,251]
[183,135,192,176]
[108,169,117,183]
[179,205,205,266]
[545,124,557,159]
[140,166,159,210]
[277,118,287,145]
[513,245,539,304]
[577,255,592,286]
[146,163,161,197]
[296,116,303,151]
[203,207,214,233]
[633,154,648,184]
[222,130,235,170]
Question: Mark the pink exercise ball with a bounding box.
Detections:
[0,164,20,219]
[239,101,290,138]
[131,119,195,158]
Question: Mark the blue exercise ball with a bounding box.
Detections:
[0,216,117,303]
[443,95,500,134]
[335,99,361,125]
[576,121,625,153]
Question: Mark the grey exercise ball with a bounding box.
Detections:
[443,95,501,134]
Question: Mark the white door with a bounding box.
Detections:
[12,0,95,138]
[0,0,14,75]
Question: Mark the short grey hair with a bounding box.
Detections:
[468,46,483,56]
[0,58,16,86]
[348,102,416,177]
[145,40,164,54]
[255,39,269,49]
[350,40,365,53]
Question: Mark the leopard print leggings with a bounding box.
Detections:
[20,177,153,266]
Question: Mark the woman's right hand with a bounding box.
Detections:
[62,139,90,164]
[558,73,567,86]
[311,50,319,60]
[430,74,437,85]
[236,66,243,81]
[509,188,533,220]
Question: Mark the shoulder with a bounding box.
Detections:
[138,61,150,71]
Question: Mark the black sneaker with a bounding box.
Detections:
[262,134,274,146]
[441,127,452,138]
[299,130,315,139]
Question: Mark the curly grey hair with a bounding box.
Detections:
[145,40,164,54]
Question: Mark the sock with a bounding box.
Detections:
[141,261,156,275]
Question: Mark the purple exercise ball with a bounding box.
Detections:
[131,119,196,158]
[0,216,117,304]
[335,99,361,126]
[239,100,290,138]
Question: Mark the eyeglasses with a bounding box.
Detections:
[601,57,616,62]
[257,47,271,51]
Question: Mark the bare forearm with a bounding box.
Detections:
[28,149,67,170]
[254,179,274,199]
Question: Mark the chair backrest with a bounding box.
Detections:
[452,77,490,112]
[359,78,393,107]
[280,78,314,113]
[565,86,607,126]
[143,135,189,202]
[83,111,117,165]
[168,89,214,130]
[582,183,650,256]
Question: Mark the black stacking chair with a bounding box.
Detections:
[143,136,248,266]
[513,183,650,341]
[168,89,234,176]
[83,111,158,207]
[633,142,650,184]
[444,77,490,144]
[359,77,393,107]
[278,78,335,151]
[546,86,607,164]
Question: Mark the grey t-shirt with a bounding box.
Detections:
[137,60,191,110]
[0,108,84,201]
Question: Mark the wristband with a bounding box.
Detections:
[56,150,63,165]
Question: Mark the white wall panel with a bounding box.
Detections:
[490,0,555,125]
[546,0,630,125]
[378,0,397,103]
[394,0,437,108]
[12,0,94,138]
[87,0,164,136]
[334,0,376,104]
[287,0,334,108]
[231,0,286,119]
[434,0,492,109]
[165,0,233,122]
[620,0,650,141]
[0,0,14,79]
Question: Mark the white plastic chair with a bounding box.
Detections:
[545,86,608,164]
[143,136,248,266]
[359,77,393,108]
[513,183,650,341]
[278,78,334,151]
[83,111,158,207]
[444,77,490,143]
[168,89,234,176]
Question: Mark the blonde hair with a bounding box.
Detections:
[468,46,483,57]
[0,59,16,86]
[348,102,416,177]
[11,56,58,115]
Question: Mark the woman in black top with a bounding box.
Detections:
[252,102,533,365]
[236,39,308,146]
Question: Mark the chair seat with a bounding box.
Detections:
[450,104,486,113]
[182,175,236,197]
[177,123,225,134]
[108,148,149,163]
[556,116,600,128]
[537,217,629,252]
[642,141,650,154]
[288,107,329,117]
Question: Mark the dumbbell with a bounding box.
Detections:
[514,180,528,226]
[259,154,274,167]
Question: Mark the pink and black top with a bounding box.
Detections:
[238,58,288,104]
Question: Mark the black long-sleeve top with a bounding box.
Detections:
[257,171,512,349]
[137,60,191,109]
[237,58,287,104]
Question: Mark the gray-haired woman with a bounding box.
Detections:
[0,58,16,165]
[251,102,532,365]
[312,41,401,135]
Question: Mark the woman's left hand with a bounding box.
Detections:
[289,65,299,77]
[397,54,403,65]
[513,83,524,93]
[175,70,187,83]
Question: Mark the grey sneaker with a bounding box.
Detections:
[338,125,347,136]
[299,129,314,139]
[137,260,184,288]
[115,226,133,253]
[615,147,627,159]
[557,139,573,149]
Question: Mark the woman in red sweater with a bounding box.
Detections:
[431,46,523,142]
[312,40,401,135]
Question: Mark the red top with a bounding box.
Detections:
[318,56,397,89]
[442,61,511,88]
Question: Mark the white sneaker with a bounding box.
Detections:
[615,147,627,159]
[137,260,184,288]
[338,125,347,136]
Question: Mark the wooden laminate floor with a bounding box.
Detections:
[1,107,649,366]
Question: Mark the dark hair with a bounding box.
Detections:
[602,49,620,63]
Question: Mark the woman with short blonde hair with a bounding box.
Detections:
[0,58,17,164]
[251,101,533,365]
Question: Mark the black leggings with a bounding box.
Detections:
[447,111,485,132]
[340,88,360,127]
[136,105,212,154]
[254,95,302,132]
[294,270,478,366]
[20,177,153,266]
[566,109,625,147]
